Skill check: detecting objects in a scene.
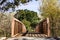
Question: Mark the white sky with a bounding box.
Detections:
[15,0,42,14]
[5,0,42,17]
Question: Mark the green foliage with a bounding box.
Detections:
[40,0,60,36]
[0,0,32,11]
[22,19,31,29]
[21,19,32,32]
[15,9,40,32]
[0,13,11,37]
[21,0,27,3]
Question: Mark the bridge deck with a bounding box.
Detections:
[16,33,47,38]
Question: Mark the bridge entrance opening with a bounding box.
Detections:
[12,17,50,37]
[35,19,48,35]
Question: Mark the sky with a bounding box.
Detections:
[15,0,42,14]
[4,0,42,17]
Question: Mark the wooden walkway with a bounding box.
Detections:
[16,32,47,38]
[25,34,47,37]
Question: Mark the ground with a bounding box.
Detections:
[6,37,56,40]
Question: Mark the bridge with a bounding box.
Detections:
[11,17,50,37]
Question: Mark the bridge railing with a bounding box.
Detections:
[35,18,50,37]
[11,17,27,37]
[11,17,50,37]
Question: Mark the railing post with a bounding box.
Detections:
[47,18,50,37]
[11,17,27,37]
[11,17,15,37]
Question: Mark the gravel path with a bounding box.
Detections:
[7,37,56,40]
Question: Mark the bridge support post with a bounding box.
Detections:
[11,17,15,37]
[47,18,50,37]
[11,17,27,37]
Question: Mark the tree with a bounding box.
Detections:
[21,19,32,32]
[40,0,60,37]
[0,13,11,37]
[14,9,40,32]
[0,0,32,12]
[0,0,38,12]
